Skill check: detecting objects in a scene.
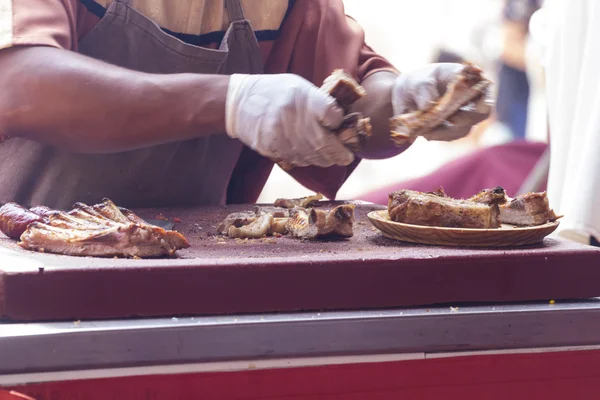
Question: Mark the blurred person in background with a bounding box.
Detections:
[495,0,543,140]
[532,0,600,247]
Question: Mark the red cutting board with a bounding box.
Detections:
[1,202,599,321]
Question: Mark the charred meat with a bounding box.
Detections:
[17,199,190,258]
[390,62,491,144]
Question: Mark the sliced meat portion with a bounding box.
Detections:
[337,112,372,153]
[217,212,257,235]
[321,69,367,111]
[500,192,560,226]
[274,193,324,209]
[390,62,491,143]
[287,204,355,239]
[18,198,190,258]
[228,213,274,239]
[0,203,47,239]
[388,189,501,229]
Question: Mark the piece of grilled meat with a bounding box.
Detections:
[388,188,506,229]
[390,62,491,144]
[286,204,356,239]
[17,199,189,258]
[500,192,559,226]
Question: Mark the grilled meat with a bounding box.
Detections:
[18,199,190,258]
[217,212,257,235]
[277,70,370,171]
[388,189,502,229]
[390,62,491,144]
[468,186,508,205]
[274,193,324,209]
[321,69,367,111]
[0,203,47,239]
[286,204,355,239]
[228,213,274,239]
[500,192,559,226]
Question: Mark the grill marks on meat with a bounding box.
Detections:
[286,205,355,239]
[388,189,503,229]
[390,62,491,144]
[500,192,560,226]
[274,193,324,209]
[16,199,190,258]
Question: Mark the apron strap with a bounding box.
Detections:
[225,0,246,22]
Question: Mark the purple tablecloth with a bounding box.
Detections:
[357,141,548,205]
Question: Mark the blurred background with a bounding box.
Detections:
[258,0,547,204]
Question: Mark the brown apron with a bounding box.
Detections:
[0,0,263,209]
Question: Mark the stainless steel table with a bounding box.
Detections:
[2,299,600,385]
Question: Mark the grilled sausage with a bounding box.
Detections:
[0,203,46,239]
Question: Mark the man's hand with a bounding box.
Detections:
[392,63,492,142]
[225,74,355,168]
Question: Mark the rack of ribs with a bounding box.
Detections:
[0,199,190,258]
[388,187,559,229]
[388,187,507,229]
[390,62,491,144]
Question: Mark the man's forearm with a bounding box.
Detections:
[349,71,410,159]
[0,46,229,153]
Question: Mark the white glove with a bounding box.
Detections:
[392,63,493,141]
[225,73,355,168]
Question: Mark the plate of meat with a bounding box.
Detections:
[368,187,561,247]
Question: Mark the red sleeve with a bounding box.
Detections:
[264,0,397,200]
[1,0,78,50]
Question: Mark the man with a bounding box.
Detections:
[531,0,600,246]
[0,0,489,209]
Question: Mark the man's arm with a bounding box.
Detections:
[0,46,229,153]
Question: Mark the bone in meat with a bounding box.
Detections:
[286,204,355,239]
[228,213,274,239]
[277,70,370,171]
[388,189,502,229]
[217,212,257,235]
[499,192,559,226]
[274,193,324,209]
[390,62,491,144]
[321,69,367,111]
[18,198,190,258]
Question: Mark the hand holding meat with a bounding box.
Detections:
[225,73,355,168]
[391,63,492,143]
